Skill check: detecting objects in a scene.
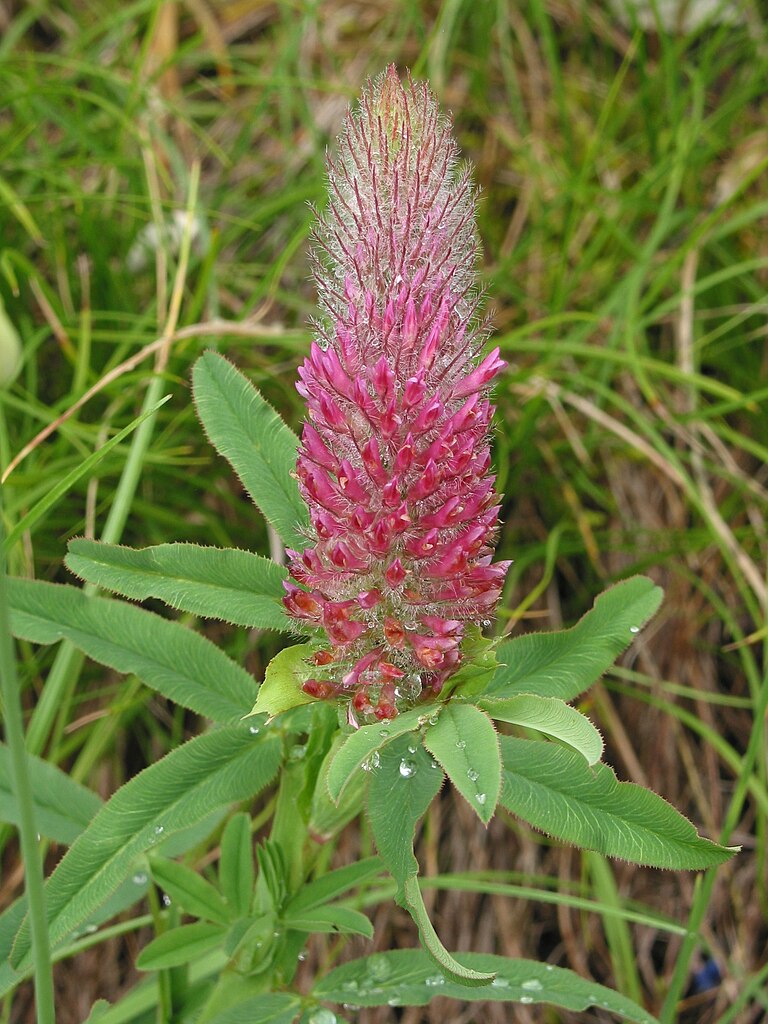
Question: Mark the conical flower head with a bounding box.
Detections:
[284,66,509,722]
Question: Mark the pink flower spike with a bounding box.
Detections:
[282,66,508,719]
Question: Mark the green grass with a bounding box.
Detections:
[0,2,766,1022]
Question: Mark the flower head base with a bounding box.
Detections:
[284,66,509,722]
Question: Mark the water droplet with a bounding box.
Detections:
[475,792,487,805]
[154,825,164,836]
[132,872,148,885]
[342,979,358,993]
[455,739,467,749]
[342,1004,361,1012]
[425,974,445,987]
[368,954,391,980]
[467,768,479,782]
[407,744,417,755]
[84,924,98,934]
[430,759,439,769]
[387,997,402,1007]
[522,979,543,991]
[427,713,439,725]
[629,625,640,634]
[399,758,417,778]
[520,995,534,1004]
[249,725,260,734]
[288,743,307,762]
[297,949,308,962]
[162,894,172,907]
[307,1010,337,1024]
[545,964,554,972]
[490,977,510,988]
[378,728,390,738]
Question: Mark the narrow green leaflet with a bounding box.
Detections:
[192,351,309,550]
[282,904,373,938]
[149,857,230,925]
[479,694,604,765]
[0,742,102,845]
[66,540,296,632]
[500,737,737,868]
[8,578,255,723]
[136,921,226,971]
[248,643,318,719]
[219,812,255,919]
[205,994,302,1024]
[423,704,501,824]
[490,577,663,701]
[284,856,383,914]
[314,949,659,1023]
[10,726,282,971]
[326,707,429,803]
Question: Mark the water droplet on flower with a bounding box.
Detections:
[425,974,445,987]
[467,768,479,782]
[132,872,148,886]
[490,977,510,988]
[629,625,640,633]
[475,792,487,805]
[399,758,417,778]
[522,979,543,991]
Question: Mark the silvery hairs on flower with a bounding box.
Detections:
[283,65,509,724]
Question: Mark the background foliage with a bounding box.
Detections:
[0,0,766,1021]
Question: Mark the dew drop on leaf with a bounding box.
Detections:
[399,758,417,778]
[467,768,479,782]
[475,792,487,805]
[455,739,467,749]
[307,1010,337,1024]
[520,995,534,1004]
[132,873,148,886]
[425,974,445,987]
[629,625,640,633]
[490,977,510,989]
[522,979,543,991]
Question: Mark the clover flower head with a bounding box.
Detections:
[283,65,509,723]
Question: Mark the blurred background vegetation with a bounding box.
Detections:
[0,0,766,1021]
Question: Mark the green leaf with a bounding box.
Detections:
[149,857,231,925]
[219,812,255,919]
[423,704,501,824]
[192,351,309,550]
[367,735,443,891]
[248,643,319,719]
[325,707,428,804]
[283,904,373,939]
[205,994,302,1024]
[479,694,604,765]
[0,742,102,844]
[500,736,738,868]
[10,725,282,971]
[136,921,226,971]
[367,737,492,987]
[284,856,383,915]
[8,578,255,723]
[314,949,660,1022]
[490,577,664,701]
[66,540,296,632]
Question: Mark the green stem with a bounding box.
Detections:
[0,488,55,1024]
